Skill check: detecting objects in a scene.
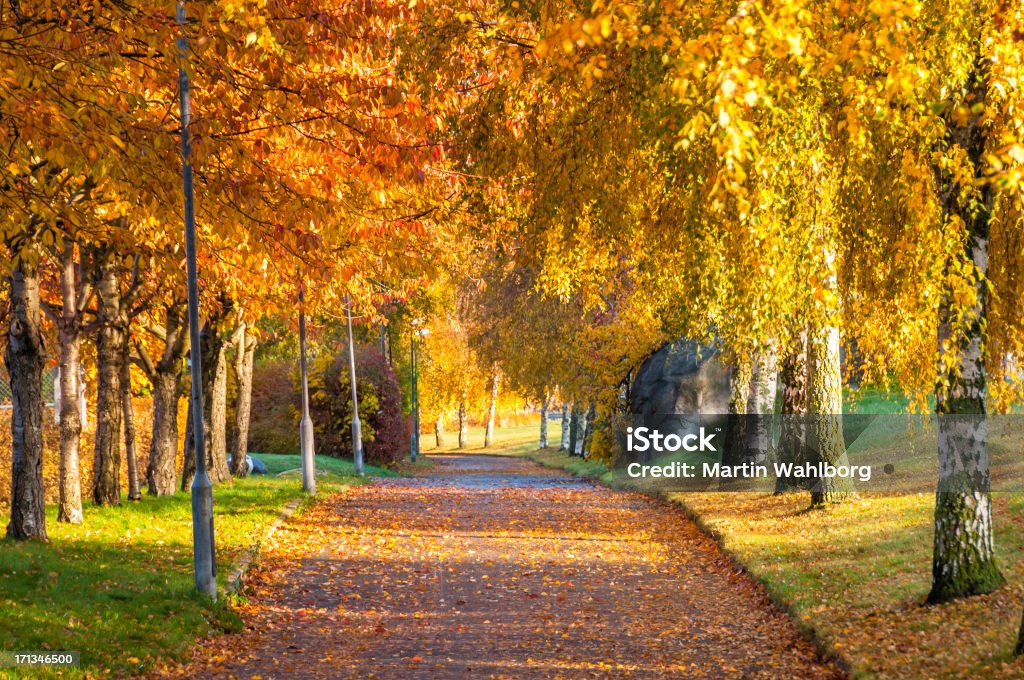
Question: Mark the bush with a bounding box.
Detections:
[248,360,301,454]
[307,344,407,467]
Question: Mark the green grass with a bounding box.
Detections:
[421,422,542,457]
[253,452,397,477]
[528,448,609,479]
[0,454,384,679]
[845,385,918,414]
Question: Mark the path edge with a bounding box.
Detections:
[224,497,304,596]
[525,449,853,678]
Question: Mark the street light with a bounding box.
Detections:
[298,277,316,494]
[177,1,216,600]
[345,294,364,476]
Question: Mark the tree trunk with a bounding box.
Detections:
[775,328,810,494]
[434,414,446,449]
[121,356,141,501]
[78,369,88,428]
[56,243,83,523]
[744,349,778,467]
[722,359,751,467]
[458,395,468,449]
[182,395,196,491]
[484,368,498,447]
[539,397,549,449]
[580,401,596,458]
[149,369,180,495]
[5,252,47,540]
[569,403,577,456]
[560,402,570,450]
[182,319,226,490]
[932,55,1002,604]
[146,301,186,496]
[210,343,230,483]
[231,325,255,478]
[92,258,123,506]
[807,320,853,506]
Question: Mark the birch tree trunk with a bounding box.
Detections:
[121,356,141,501]
[775,328,810,494]
[560,402,570,450]
[458,395,468,449]
[807,319,853,506]
[231,325,255,478]
[210,343,230,482]
[581,401,596,458]
[567,404,578,457]
[568,403,582,457]
[539,396,549,448]
[5,252,47,540]
[434,414,446,449]
[931,56,1002,604]
[484,368,498,447]
[56,243,84,523]
[744,349,778,467]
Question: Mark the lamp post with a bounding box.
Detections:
[298,279,316,494]
[177,1,216,600]
[346,294,364,476]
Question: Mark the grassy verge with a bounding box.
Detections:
[420,422,542,457]
[524,448,1024,678]
[528,448,610,479]
[0,453,388,679]
[252,452,398,478]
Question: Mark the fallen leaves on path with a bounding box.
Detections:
[159,456,843,679]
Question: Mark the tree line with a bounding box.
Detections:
[5,0,1024,652]
[2,1,457,541]
[393,0,1024,645]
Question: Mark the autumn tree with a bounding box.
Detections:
[546,0,1023,594]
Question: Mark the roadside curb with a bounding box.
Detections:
[225,496,305,595]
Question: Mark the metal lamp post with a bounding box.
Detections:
[298,280,316,494]
[345,294,364,476]
[177,1,216,600]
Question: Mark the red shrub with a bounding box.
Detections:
[307,344,407,467]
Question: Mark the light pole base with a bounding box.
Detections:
[352,416,364,476]
[300,416,316,494]
[191,470,217,600]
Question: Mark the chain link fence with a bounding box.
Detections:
[0,367,57,409]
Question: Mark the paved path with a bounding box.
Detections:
[178,455,843,678]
